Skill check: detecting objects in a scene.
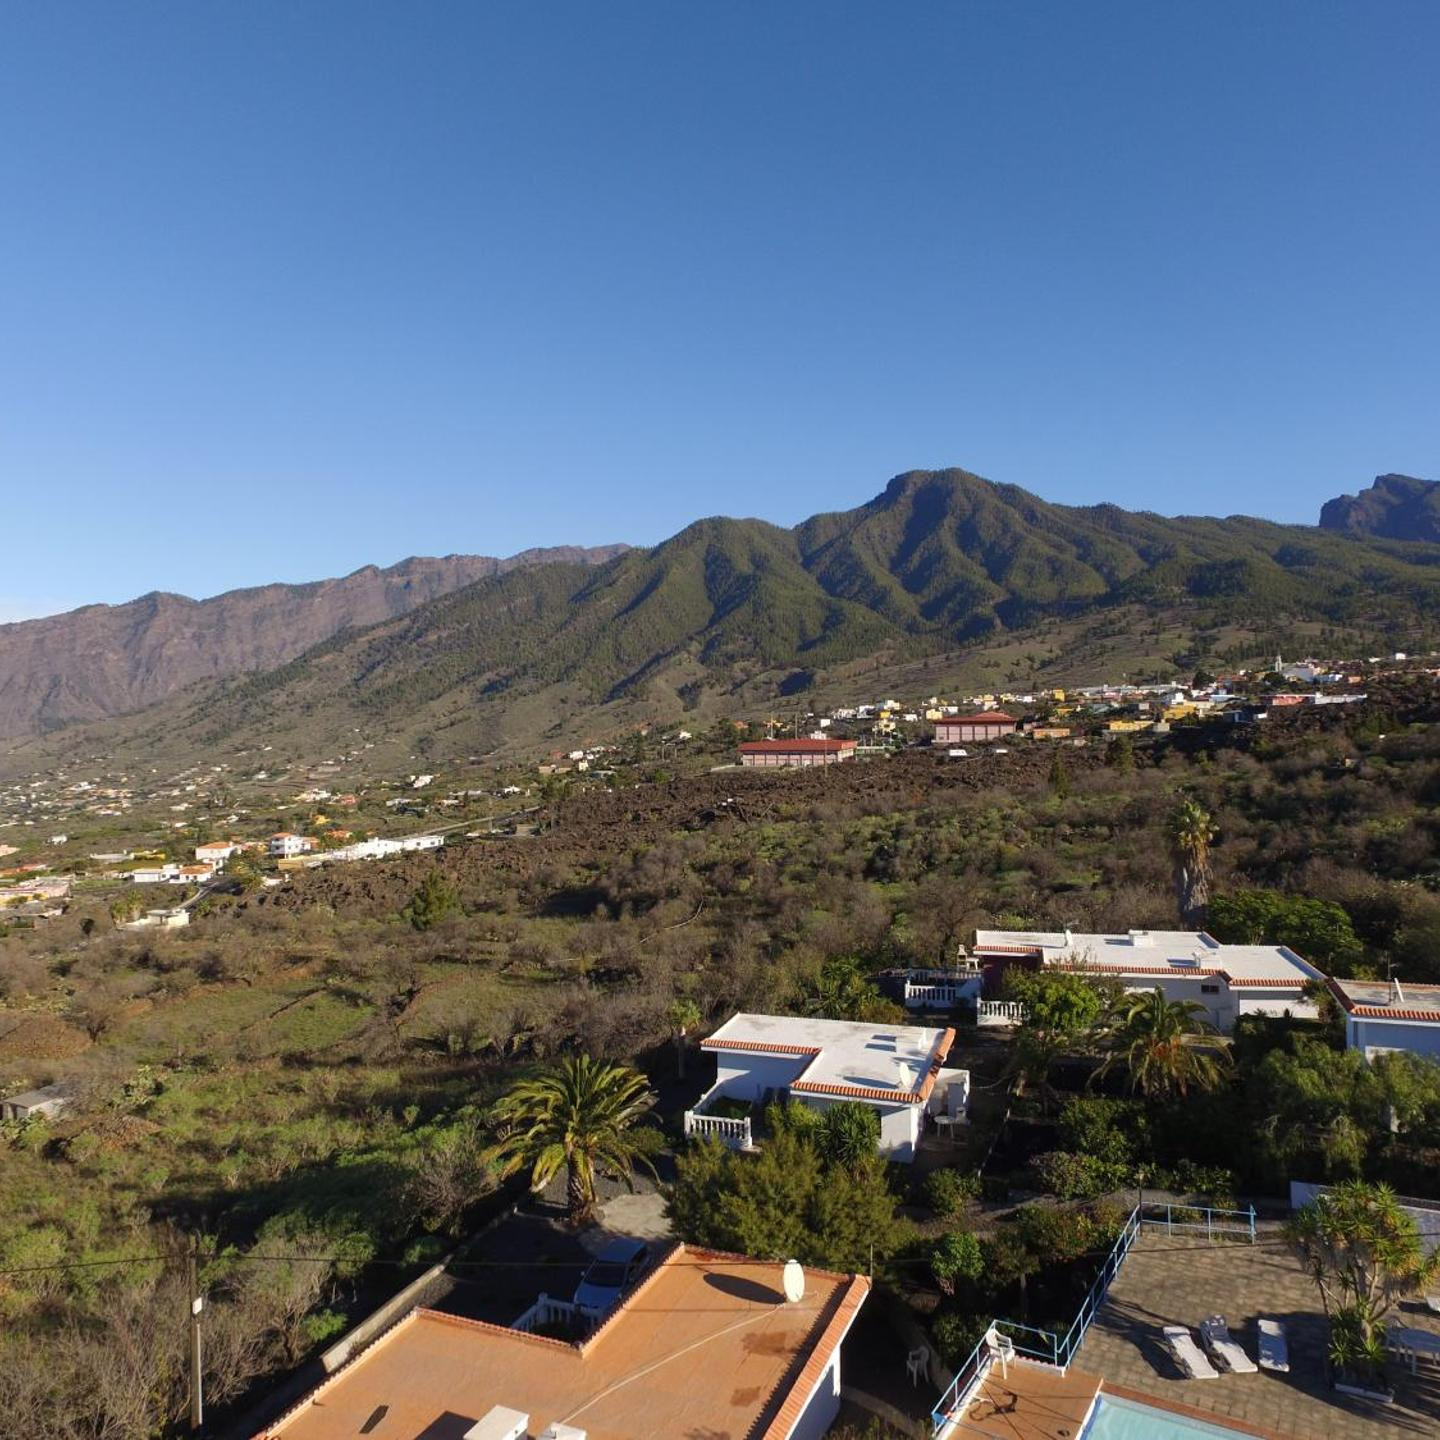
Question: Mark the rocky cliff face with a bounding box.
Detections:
[0,545,627,736]
[1319,473,1440,542]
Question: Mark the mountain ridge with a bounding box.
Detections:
[1319,473,1440,543]
[10,467,1440,772]
[91,467,1440,769]
[0,544,628,738]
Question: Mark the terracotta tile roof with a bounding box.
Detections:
[1328,974,1440,1021]
[704,1037,824,1057]
[941,711,1018,724]
[254,1243,866,1440]
[756,1273,869,1440]
[1225,976,1308,988]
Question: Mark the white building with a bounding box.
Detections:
[195,841,239,864]
[685,1012,967,1161]
[269,833,316,857]
[970,928,1323,1031]
[1329,978,1440,1061]
[1,1082,75,1122]
[121,907,191,932]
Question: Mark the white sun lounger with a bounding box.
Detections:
[1256,1317,1289,1373]
[1164,1325,1220,1379]
[1200,1315,1258,1374]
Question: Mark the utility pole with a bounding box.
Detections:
[188,1235,204,1433]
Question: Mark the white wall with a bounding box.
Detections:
[712,1051,811,1101]
[1121,976,1231,1030]
[878,1103,921,1161]
[782,1348,843,1440]
[1349,1017,1440,1061]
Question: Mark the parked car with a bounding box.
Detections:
[573,1237,651,1314]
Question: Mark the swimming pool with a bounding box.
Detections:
[1081,1393,1257,1438]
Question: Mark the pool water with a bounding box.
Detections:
[1081,1393,1257,1438]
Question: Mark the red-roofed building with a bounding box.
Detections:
[738,738,857,768]
[935,712,1018,745]
[254,1243,868,1440]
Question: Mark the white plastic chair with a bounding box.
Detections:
[906,1345,929,1387]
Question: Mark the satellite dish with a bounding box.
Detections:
[782,1259,805,1304]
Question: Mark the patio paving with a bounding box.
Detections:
[1077,1230,1440,1439]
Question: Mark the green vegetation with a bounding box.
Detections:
[6,686,1440,1431]
[29,468,1440,772]
[1093,989,1231,1100]
[402,870,462,930]
[487,1054,656,1225]
[1168,798,1216,924]
[668,1107,907,1273]
[1287,1181,1440,1389]
[1209,888,1365,974]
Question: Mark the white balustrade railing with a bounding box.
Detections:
[977,1000,1028,1027]
[905,982,962,1006]
[683,1109,754,1149]
[513,1293,590,1334]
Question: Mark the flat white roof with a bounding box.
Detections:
[1332,977,1440,1022]
[971,929,1321,987]
[703,1013,955,1104]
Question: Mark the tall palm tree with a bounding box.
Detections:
[488,1054,657,1225]
[1168,799,1217,924]
[668,998,703,1081]
[1094,988,1232,1100]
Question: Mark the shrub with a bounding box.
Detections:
[818,1101,881,1171]
[981,1174,1012,1203]
[932,1309,989,1367]
[1030,1150,1129,1201]
[1056,1096,1143,1167]
[922,1167,981,1219]
[930,1229,985,1295]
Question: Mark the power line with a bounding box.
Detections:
[0,1237,1297,1279]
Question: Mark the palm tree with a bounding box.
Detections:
[1168,799,1217,924]
[1094,988,1231,1100]
[668,998,703,1081]
[488,1054,657,1225]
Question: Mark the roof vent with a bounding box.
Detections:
[539,1426,587,1440]
[464,1407,529,1440]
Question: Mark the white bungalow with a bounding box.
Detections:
[970,928,1322,1033]
[684,1012,967,1161]
[1328,977,1440,1062]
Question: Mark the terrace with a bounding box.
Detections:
[932,1211,1440,1440]
[1078,1230,1440,1439]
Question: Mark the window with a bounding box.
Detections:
[1200,983,1221,995]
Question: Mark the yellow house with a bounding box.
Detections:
[1107,718,1154,734]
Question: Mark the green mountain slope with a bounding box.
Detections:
[11,469,1440,771]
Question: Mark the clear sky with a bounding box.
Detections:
[2,2,1437,619]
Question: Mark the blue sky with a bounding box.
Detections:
[2,3,1437,618]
